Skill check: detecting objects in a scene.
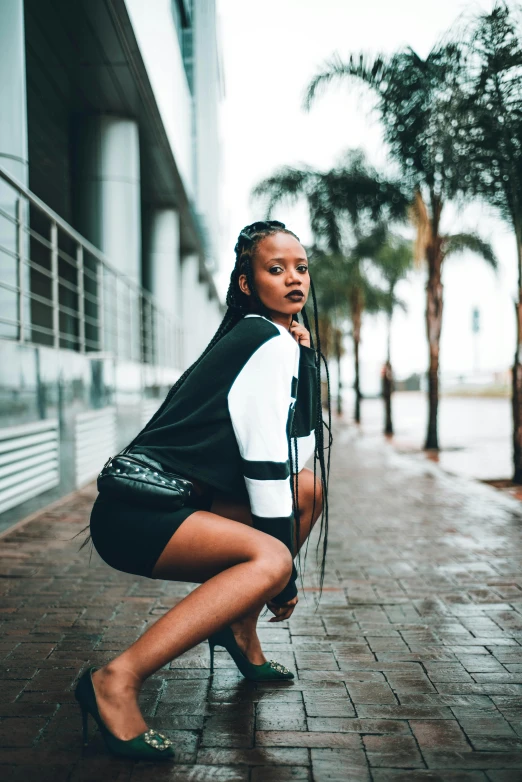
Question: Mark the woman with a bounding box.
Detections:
[76,220,331,760]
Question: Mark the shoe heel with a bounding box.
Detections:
[208,640,215,675]
[81,707,89,746]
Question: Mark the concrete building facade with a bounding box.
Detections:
[0,0,223,530]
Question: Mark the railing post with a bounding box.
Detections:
[16,197,25,343]
[97,262,105,352]
[50,222,59,349]
[128,283,134,361]
[146,297,153,364]
[77,245,85,353]
[113,273,118,356]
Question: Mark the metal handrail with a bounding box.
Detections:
[0,163,184,368]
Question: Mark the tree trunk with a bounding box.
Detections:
[425,254,443,451]
[382,362,393,436]
[512,228,522,483]
[335,332,342,416]
[336,352,342,416]
[382,313,393,435]
[352,308,362,424]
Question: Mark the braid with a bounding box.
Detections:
[301,280,332,600]
[123,308,241,453]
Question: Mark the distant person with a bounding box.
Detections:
[76,220,331,759]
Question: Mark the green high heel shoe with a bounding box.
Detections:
[208,626,294,681]
[74,667,174,760]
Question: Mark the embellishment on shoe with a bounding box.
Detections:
[267,660,290,674]
[143,728,173,750]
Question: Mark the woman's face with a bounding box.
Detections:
[239,232,310,323]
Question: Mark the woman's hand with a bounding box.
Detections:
[266,595,298,622]
[289,321,311,348]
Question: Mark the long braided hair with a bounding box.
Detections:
[112,220,332,592]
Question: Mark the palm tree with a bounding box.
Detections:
[305,273,345,414]
[252,150,408,254]
[252,151,408,422]
[368,233,414,435]
[310,236,390,424]
[453,3,522,480]
[305,45,497,450]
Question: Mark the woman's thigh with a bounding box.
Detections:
[210,467,323,550]
[151,510,290,583]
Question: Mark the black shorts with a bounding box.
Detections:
[89,488,213,578]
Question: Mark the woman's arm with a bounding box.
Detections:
[227,331,299,603]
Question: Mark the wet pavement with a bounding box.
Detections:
[351,392,512,482]
[1,421,522,781]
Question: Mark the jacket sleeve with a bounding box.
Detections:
[227,332,299,603]
[291,345,317,472]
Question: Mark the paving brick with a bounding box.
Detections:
[294,651,339,670]
[255,702,307,731]
[345,682,397,704]
[131,765,248,781]
[363,734,424,768]
[357,705,454,720]
[250,767,310,781]
[410,719,471,751]
[371,773,487,781]
[0,716,48,746]
[303,699,355,720]
[196,747,309,765]
[310,748,370,780]
[256,730,361,748]
[0,765,74,782]
[423,750,522,769]
[458,715,517,738]
[307,717,410,734]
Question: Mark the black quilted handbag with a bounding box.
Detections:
[97,451,193,509]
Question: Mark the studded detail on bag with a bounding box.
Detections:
[97,452,193,509]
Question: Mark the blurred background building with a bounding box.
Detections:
[0,0,223,529]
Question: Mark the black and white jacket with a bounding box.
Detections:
[134,314,317,601]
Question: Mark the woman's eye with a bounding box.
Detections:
[297,265,309,273]
[269,266,284,274]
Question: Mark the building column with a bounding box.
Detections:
[144,208,181,313]
[180,253,201,366]
[0,0,29,341]
[0,0,28,183]
[74,116,141,358]
[74,116,141,282]
[143,208,181,367]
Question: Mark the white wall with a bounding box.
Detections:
[125,0,194,197]
[193,0,223,269]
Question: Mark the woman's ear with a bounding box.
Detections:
[238,273,251,296]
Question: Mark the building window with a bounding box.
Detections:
[171,0,194,93]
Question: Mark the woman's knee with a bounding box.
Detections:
[254,538,293,592]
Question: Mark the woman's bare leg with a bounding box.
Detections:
[211,467,323,664]
[91,511,292,741]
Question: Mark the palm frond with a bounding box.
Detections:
[351,223,389,261]
[362,278,392,315]
[303,52,388,110]
[442,232,498,269]
[251,166,314,217]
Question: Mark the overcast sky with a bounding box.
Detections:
[215,0,514,388]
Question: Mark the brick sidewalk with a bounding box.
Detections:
[1,423,522,781]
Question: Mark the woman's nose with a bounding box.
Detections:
[286,270,302,285]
